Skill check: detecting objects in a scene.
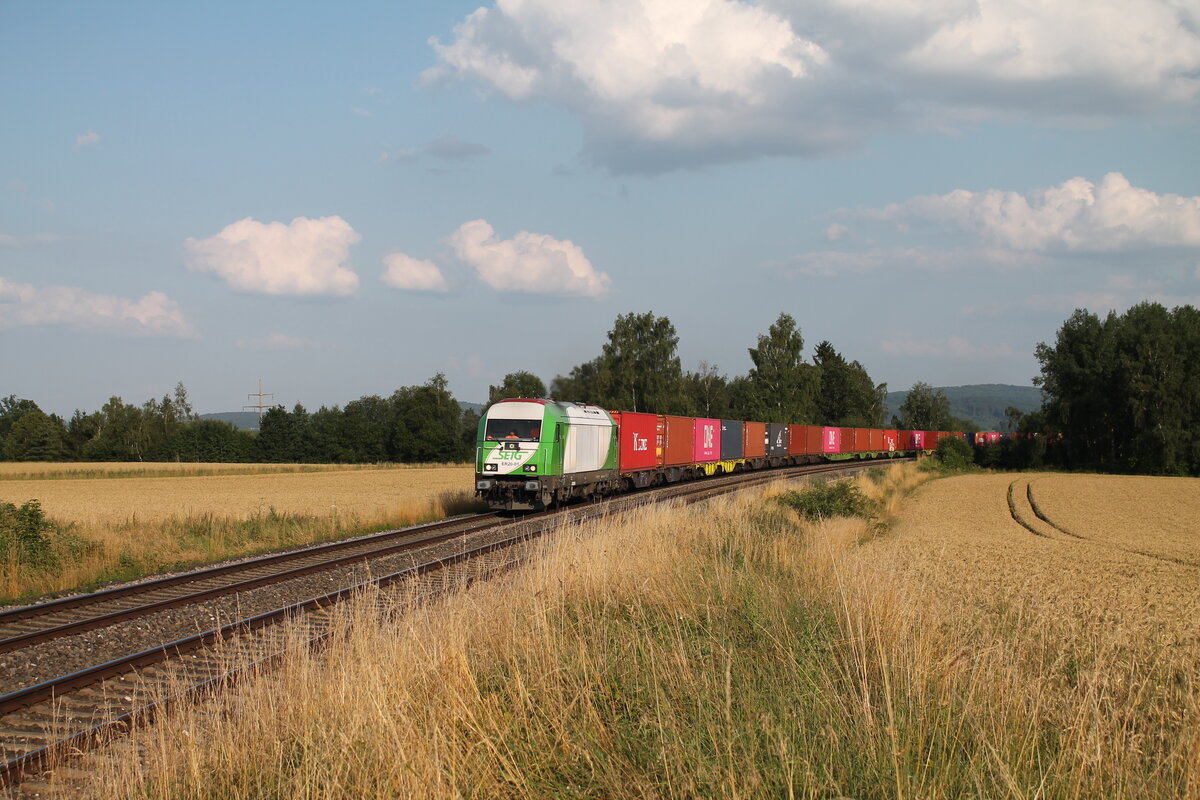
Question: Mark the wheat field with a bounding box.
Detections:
[0,463,478,602]
[0,464,474,526]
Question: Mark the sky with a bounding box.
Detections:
[2,0,1199,417]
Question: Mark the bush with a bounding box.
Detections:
[935,436,975,470]
[0,499,58,570]
[776,480,875,521]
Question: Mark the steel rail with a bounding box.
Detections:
[0,512,509,654]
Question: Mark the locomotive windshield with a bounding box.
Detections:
[484,418,542,441]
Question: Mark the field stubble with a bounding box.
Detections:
[65,463,1198,798]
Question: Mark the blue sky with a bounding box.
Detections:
[3,0,1198,417]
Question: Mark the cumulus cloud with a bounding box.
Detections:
[447,219,610,297]
[881,333,1014,359]
[871,173,1200,252]
[381,252,449,292]
[427,0,1200,172]
[0,278,195,337]
[184,216,360,296]
[74,129,100,148]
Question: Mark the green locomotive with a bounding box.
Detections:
[474,398,620,510]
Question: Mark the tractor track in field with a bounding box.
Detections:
[1,459,900,795]
[1007,477,1198,569]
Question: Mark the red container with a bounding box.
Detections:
[611,411,662,472]
[743,421,767,458]
[883,430,898,453]
[663,415,695,466]
[868,429,884,451]
[898,430,913,451]
[787,424,807,456]
[803,426,823,454]
[694,418,720,463]
[853,428,870,453]
[821,427,842,454]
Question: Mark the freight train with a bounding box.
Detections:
[474,398,963,511]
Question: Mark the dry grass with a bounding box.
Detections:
[47,464,1200,798]
[37,465,1200,796]
[0,465,480,602]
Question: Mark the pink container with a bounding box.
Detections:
[987,432,1001,444]
[910,431,925,450]
[693,418,720,462]
[821,427,842,454]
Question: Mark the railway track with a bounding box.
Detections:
[0,459,896,794]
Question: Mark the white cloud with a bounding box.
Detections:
[447,219,610,297]
[881,333,1014,359]
[381,252,449,292]
[184,216,360,296]
[237,333,317,350]
[824,223,849,242]
[75,129,100,148]
[0,278,195,337]
[873,173,1200,252]
[428,0,1200,172]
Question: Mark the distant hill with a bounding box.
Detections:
[885,384,1043,431]
[199,411,263,431]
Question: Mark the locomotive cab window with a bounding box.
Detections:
[484,419,542,441]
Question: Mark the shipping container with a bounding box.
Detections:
[821,427,842,454]
[803,425,823,454]
[766,423,788,457]
[743,421,767,458]
[898,430,914,451]
[883,430,898,453]
[986,431,1001,445]
[662,415,696,466]
[786,424,807,456]
[720,420,743,460]
[868,428,884,452]
[611,411,662,473]
[852,428,870,453]
[694,418,721,463]
[909,431,925,450]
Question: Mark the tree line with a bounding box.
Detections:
[537,311,904,427]
[2,310,928,464]
[0,375,479,464]
[1014,302,1200,476]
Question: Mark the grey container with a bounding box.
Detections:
[766,423,789,456]
[720,420,743,460]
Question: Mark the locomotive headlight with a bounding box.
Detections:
[483,463,498,472]
[476,480,493,490]
[524,480,540,491]
[523,464,537,473]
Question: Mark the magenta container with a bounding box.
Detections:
[821,427,842,454]
[693,418,720,462]
[911,431,925,450]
